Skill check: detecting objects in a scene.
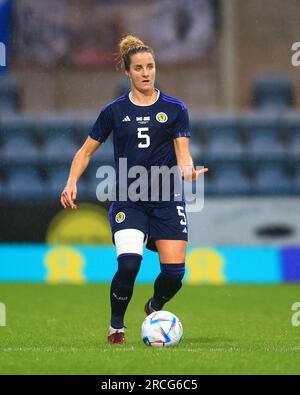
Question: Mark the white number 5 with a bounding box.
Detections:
[176,206,187,225]
[137,127,150,148]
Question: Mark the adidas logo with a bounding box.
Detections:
[122,116,131,122]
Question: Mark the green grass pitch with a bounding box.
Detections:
[1,283,300,374]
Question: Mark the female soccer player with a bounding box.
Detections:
[61,35,208,344]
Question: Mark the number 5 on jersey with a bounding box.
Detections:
[137,127,150,148]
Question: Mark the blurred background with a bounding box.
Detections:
[1,0,300,284]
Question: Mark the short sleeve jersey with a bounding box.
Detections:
[89,89,190,206]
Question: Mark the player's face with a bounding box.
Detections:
[127,52,156,93]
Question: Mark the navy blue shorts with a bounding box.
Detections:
[108,201,188,252]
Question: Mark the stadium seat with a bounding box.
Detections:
[242,112,285,160]
[252,163,292,195]
[2,134,40,164]
[6,168,47,201]
[198,113,243,160]
[0,113,37,134]
[288,130,300,159]
[209,164,252,196]
[37,113,77,159]
[292,167,300,195]
[283,113,300,159]
[207,133,244,160]
[38,113,76,134]
[199,112,240,137]
[246,130,285,160]
[0,77,20,113]
[0,113,40,164]
[42,134,78,162]
[253,75,294,110]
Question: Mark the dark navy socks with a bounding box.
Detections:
[151,263,185,311]
[110,253,142,329]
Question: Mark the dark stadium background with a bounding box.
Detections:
[1,0,300,375]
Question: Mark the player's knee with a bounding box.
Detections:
[117,253,142,284]
[114,229,145,257]
[160,263,185,281]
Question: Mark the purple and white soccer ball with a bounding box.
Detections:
[141,310,183,347]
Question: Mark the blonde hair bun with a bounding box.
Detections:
[118,35,145,57]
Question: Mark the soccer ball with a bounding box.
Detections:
[141,310,183,347]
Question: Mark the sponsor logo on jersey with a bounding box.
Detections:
[136,116,150,124]
[122,116,131,122]
[156,112,168,123]
[115,212,126,223]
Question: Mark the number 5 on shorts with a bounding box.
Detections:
[176,206,187,225]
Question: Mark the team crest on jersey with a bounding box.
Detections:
[115,212,126,223]
[156,112,168,123]
[136,116,150,124]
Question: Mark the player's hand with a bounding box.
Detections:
[182,166,208,181]
[60,181,77,209]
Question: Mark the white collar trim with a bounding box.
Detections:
[129,89,160,107]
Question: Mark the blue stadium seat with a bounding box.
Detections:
[242,112,285,160]
[199,112,240,137]
[198,113,243,160]
[37,113,78,162]
[38,113,76,135]
[0,113,40,167]
[42,134,78,162]
[2,134,40,164]
[246,131,285,160]
[252,163,292,195]
[288,130,300,159]
[282,112,300,132]
[207,134,244,160]
[0,113,37,134]
[283,113,300,159]
[6,168,46,200]
[0,77,20,113]
[242,111,280,133]
[253,75,294,110]
[292,167,300,195]
[209,164,252,196]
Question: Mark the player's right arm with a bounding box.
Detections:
[60,136,101,209]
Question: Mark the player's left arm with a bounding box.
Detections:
[173,137,208,181]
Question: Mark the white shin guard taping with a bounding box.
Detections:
[114,229,145,257]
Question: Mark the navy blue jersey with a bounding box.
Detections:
[89,89,190,206]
